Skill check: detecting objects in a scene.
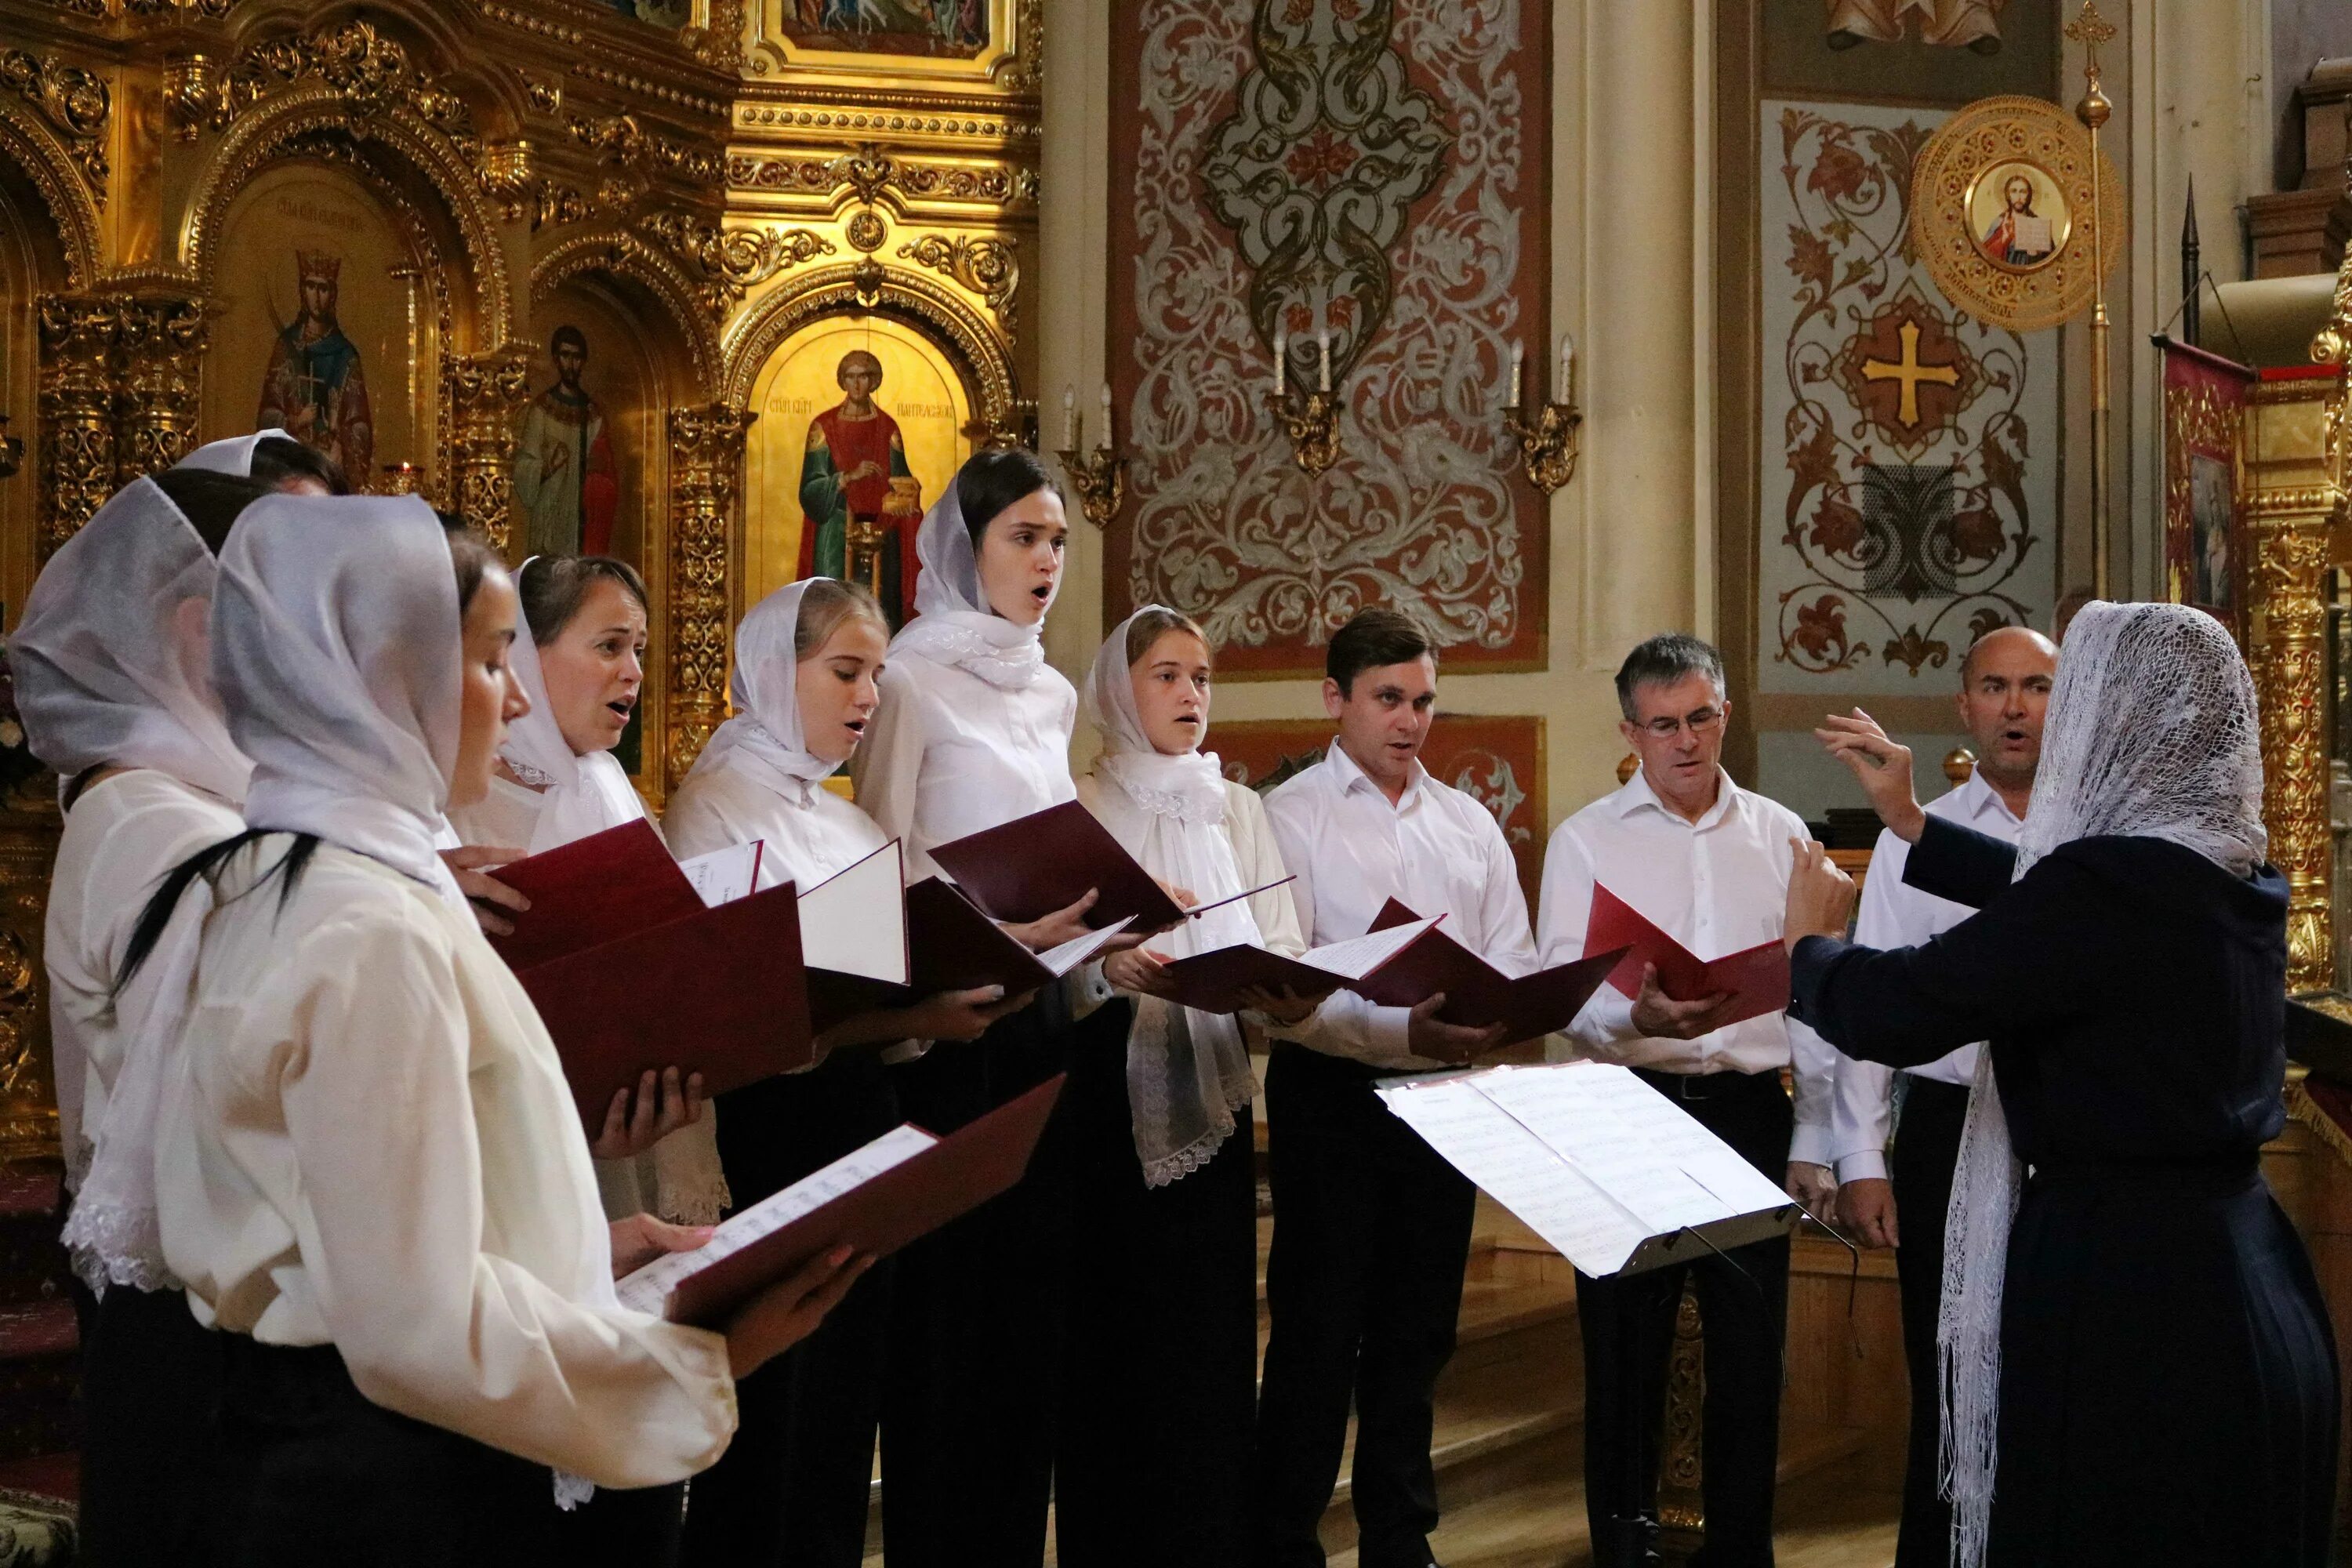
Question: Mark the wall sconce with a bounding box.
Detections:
[1504,333,1581,495]
[379,461,423,495]
[1266,326,1341,478]
[1057,382,1126,528]
[0,415,22,482]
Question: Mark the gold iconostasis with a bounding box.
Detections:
[0,0,1040,1159]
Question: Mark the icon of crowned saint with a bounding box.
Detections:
[256,249,373,480]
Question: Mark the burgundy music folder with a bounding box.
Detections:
[902,877,1132,997]
[652,1075,1066,1328]
[482,819,701,972]
[1352,898,1630,1047]
[1582,884,1791,1028]
[928,800,1186,931]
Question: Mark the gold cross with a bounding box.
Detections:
[1862,319,1958,427]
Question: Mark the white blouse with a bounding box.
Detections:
[47,769,245,1181]
[154,838,736,1488]
[1073,774,1311,962]
[444,773,561,855]
[850,653,1078,881]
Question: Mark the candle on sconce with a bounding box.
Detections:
[1274,326,1287,396]
[1508,342,1524,410]
[1098,383,1113,449]
[1559,332,1576,405]
[1317,332,1332,394]
[1063,384,1076,450]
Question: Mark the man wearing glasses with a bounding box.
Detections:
[1534,633,1838,1568]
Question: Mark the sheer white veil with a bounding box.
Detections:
[495,558,648,851]
[887,471,1047,690]
[173,428,293,478]
[684,578,840,800]
[1936,600,2266,1568]
[1081,607,1260,1185]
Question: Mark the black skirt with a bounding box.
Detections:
[78,1282,223,1563]
[1989,1162,2338,1567]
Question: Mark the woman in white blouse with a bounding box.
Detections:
[138,495,865,1563]
[9,468,264,1562]
[850,448,1135,1566]
[666,575,1025,1567]
[446,554,711,1229]
[1058,606,1324,1566]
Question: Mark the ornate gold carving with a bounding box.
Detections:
[2250,476,2339,993]
[722,262,1018,433]
[637,212,834,316]
[0,94,103,285]
[666,402,753,789]
[684,0,748,73]
[999,0,1044,96]
[532,227,723,395]
[0,51,109,196]
[111,296,207,481]
[236,20,467,132]
[844,209,888,252]
[1658,1282,1706,1537]
[0,827,57,1165]
[568,111,726,187]
[727,151,1037,210]
[35,293,116,557]
[443,349,533,551]
[897,231,1018,332]
[524,75,564,117]
[478,140,537,222]
[840,143,895,207]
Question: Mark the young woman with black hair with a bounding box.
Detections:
[138,495,866,1564]
[173,428,348,495]
[7,469,268,1563]
[850,448,1146,1566]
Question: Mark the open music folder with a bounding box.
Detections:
[929,800,1288,933]
[1581,883,1791,1028]
[904,877,1136,997]
[615,1075,1067,1327]
[1376,1061,1801,1278]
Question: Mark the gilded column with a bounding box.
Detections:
[0,827,56,1163]
[2245,372,2346,994]
[35,293,117,557]
[442,348,532,550]
[666,402,752,791]
[112,296,208,482]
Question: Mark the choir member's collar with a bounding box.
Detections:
[1613,763,1740,831]
[1324,734,1429,809]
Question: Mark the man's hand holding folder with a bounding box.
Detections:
[1581,883,1792,1036]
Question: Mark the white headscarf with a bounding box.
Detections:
[887,473,1047,690]
[8,477,252,806]
[213,493,470,908]
[1936,600,2267,1568]
[497,558,648,852]
[682,579,840,803]
[1082,608,1260,1186]
[172,428,294,478]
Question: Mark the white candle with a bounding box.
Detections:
[1318,332,1332,394]
[1062,385,1076,450]
[1274,326,1287,397]
[1508,342,1524,409]
[1099,383,1114,448]
[1559,332,1576,404]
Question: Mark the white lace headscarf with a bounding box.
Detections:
[172,428,293,479]
[887,467,1048,690]
[1937,599,2266,1568]
[1082,608,1261,1185]
[495,557,648,852]
[683,579,841,803]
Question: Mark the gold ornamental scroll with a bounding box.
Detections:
[666,401,753,791]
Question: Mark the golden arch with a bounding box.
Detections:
[532,229,722,401]
[0,105,100,287]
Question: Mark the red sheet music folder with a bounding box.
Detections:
[1356,899,1630,1046]
[481,819,815,1127]
[902,877,1131,996]
[661,1075,1066,1328]
[1581,884,1791,1027]
[928,800,1185,931]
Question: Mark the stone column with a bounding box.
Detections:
[666,401,753,790]
[35,293,117,557]
[111,295,207,483]
[442,347,532,550]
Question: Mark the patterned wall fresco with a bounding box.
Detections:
[1212,714,1546,910]
[1106,0,1550,678]
[1758,100,2058,697]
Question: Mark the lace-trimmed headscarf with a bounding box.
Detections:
[1081,607,1261,1185]
[1936,600,2266,1568]
[887,470,1048,690]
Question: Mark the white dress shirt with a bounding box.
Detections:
[1537,765,1836,1167]
[155,839,736,1489]
[849,653,1078,882]
[1261,741,1538,1072]
[1828,769,2024,1184]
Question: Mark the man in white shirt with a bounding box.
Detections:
[1828,624,2053,1568]
[1537,633,1838,1568]
[1250,608,1540,1568]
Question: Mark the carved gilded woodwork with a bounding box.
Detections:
[0,53,108,198]
[0,826,56,1165]
[34,295,115,558]
[0,86,102,286]
[897,233,1019,334]
[443,348,534,552]
[1658,1282,1707,1539]
[111,296,208,482]
[666,401,752,788]
[532,228,724,395]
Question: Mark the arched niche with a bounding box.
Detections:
[0,134,79,635]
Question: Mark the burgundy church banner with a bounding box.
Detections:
[1106,0,1552,678]
[2157,338,2253,645]
[1210,715,1546,910]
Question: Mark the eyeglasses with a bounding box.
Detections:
[1639,708,1724,739]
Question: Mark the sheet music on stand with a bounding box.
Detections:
[1376,1061,1800,1278]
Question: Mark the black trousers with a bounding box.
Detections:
[1577,1067,1794,1568]
[557,1479,687,1568]
[1055,1000,1260,1568]
[78,1282,222,1564]
[1250,1044,1479,1568]
[683,1051,902,1568]
[211,1335,559,1566]
[1889,1075,1969,1568]
[880,993,1074,1568]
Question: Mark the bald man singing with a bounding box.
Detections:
[1822,624,2056,1568]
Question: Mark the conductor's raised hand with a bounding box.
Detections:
[1838,1176,1900,1250]
[441,844,530,937]
[1629,964,1737,1040]
[1814,707,1926,844]
[723,1244,877,1379]
[608,1212,714,1279]
[1407,993,1511,1065]
[590,1066,705,1160]
[1783,838,1857,953]
[1000,887,1103,953]
[901,984,1029,1043]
